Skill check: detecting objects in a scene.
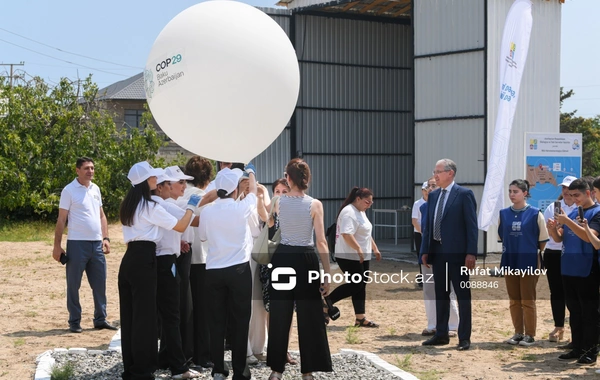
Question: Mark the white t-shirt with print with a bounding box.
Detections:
[59,179,103,241]
[334,204,373,261]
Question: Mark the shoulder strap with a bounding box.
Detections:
[269,196,280,220]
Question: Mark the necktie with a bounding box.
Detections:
[434,189,446,241]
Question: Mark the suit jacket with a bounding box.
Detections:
[420,184,478,264]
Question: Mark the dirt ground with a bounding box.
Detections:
[0,224,597,379]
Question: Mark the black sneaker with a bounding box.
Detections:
[577,355,597,366]
[558,342,574,350]
[505,333,524,345]
[519,335,535,347]
[558,350,582,361]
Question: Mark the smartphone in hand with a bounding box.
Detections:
[554,201,561,215]
[578,206,584,221]
[60,252,69,265]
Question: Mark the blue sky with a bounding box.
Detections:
[0,0,597,117]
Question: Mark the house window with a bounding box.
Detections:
[124,109,144,132]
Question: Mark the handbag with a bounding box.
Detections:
[251,196,281,264]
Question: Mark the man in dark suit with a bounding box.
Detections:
[420,158,478,351]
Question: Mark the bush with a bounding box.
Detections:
[0,75,174,220]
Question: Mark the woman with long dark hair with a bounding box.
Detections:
[498,179,548,347]
[267,159,332,380]
[327,187,381,327]
[118,161,204,380]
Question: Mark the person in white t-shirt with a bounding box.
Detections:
[198,166,257,380]
[150,171,203,378]
[412,179,433,258]
[119,161,204,380]
[543,175,577,343]
[165,165,197,363]
[53,157,115,333]
[328,187,382,328]
[180,156,215,369]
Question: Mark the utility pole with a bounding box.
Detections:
[0,62,25,87]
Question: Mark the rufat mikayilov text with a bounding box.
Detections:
[461,266,547,277]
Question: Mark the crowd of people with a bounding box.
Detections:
[52,156,600,379]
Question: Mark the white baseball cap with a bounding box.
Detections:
[215,168,244,196]
[165,166,194,181]
[128,161,164,186]
[156,172,179,184]
[559,175,577,187]
[422,181,429,190]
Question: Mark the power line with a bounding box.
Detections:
[0,27,142,69]
[0,38,131,77]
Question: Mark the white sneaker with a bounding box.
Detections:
[246,354,259,365]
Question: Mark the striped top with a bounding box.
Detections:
[279,194,314,246]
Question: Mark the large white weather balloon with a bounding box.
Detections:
[144,1,300,163]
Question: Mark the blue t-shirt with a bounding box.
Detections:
[561,204,600,277]
[498,206,545,271]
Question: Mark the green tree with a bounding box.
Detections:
[0,75,169,220]
[560,87,600,177]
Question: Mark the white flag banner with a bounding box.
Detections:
[478,0,533,231]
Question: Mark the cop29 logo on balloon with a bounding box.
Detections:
[144,1,301,163]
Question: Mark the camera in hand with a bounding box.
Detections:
[324,296,340,321]
[578,205,584,221]
[554,201,561,215]
[60,252,69,265]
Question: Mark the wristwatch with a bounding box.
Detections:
[103,237,110,243]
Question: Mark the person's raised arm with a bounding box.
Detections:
[555,211,590,242]
[256,185,269,223]
[547,218,563,242]
[172,194,204,232]
[581,218,600,250]
[245,163,257,196]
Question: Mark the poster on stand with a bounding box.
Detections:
[525,133,582,211]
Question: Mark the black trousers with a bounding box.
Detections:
[563,261,600,357]
[544,249,565,327]
[190,263,211,364]
[414,232,423,277]
[414,232,423,258]
[206,262,252,380]
[118,241,158,380]
[157,254,188,376]
[176,248,193,360]
[267,244,332,374]
[431,242,472,341]
[328,258,370,315]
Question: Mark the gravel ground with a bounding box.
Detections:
[50,351,397,379]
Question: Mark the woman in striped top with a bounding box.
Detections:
[267,158,332,380]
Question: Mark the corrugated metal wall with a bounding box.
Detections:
[252,8,294,185]
[294,14,414,236]
[485,0,562,252]
[414,0,486,253]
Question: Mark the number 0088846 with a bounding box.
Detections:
[460,281,499,289]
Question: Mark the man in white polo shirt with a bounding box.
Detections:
[53,157,117,333]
